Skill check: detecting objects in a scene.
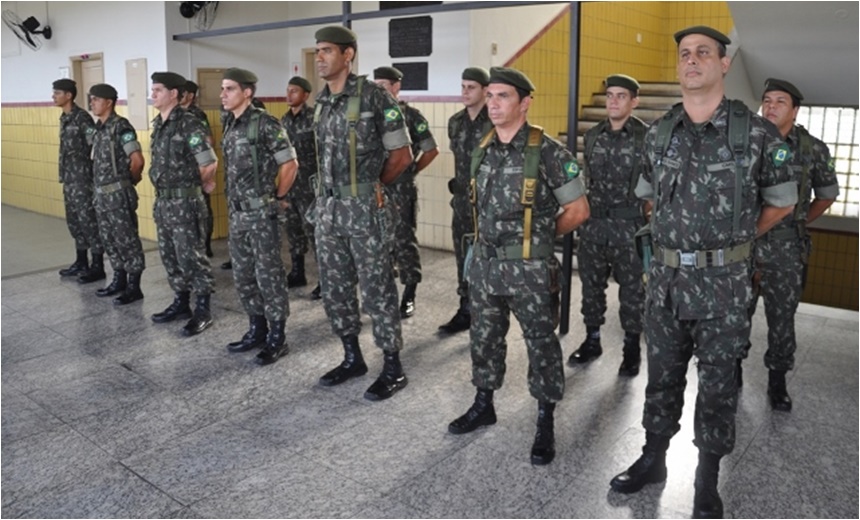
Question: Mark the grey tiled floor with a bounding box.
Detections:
[2,204,858,518]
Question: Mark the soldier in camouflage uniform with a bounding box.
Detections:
[311,26,414,401]
[570,74,647,376]
[221,68,298,366]
[52,78,105,283]
[447,68,590,467]
[373,66,440,319]
[181,80,215,258]
[440,67,492,334]
[148,72,219,337]
[609,27,797,519]
[88,83,147,306]
[745,78,838,411]
[281,76,320,298]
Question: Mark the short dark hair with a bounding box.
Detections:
[338,42,357,56]
[68,86,78,99]
[514,86,530,102]
[240,82,257,97]
[716,42,727,58]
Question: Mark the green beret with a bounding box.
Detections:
[89,83,118,99]
[288,76,312,93]
[151,72,187,91]
[488,66,535,93]
[373,66,403,82]
[52,79,76,92]
[315,25,357,45]
[764,78,803,102]
[185,81,199,95]
[673,25,731,46]
[462,67,490,86]
[606,74,639,95]
[223,68,258,85]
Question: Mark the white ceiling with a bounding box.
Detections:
[729,1,859,108]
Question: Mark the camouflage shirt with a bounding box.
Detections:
[395,101,437,183]
[579,116,647,245]
[222,106,296,203]
[149,106,217,190]
[58,104,96,184]
[448,104,491,195]
[280,104,317,192]
[185,104,212,139]
[91,113,141,186]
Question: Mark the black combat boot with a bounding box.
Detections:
[364,351,408,401]
[182,294,213,336]
[531,401,556,465]
[287,254,307,288]
[96,269,127,297]
[767,369,792,412]
[113,272,143,305]
[610,432,670,493]
[438,296,471,334]
[256,320,288,365]
[568,326,603,364]
[227,315,268,352]
[59,249,89,277]
[400,283,417,319]
[319,334,368,386]
[310,283,321,300]
[78,253,106,284]
[736,358,744,389]
[693,451,723,519]
[618,332,642,376]
[151,292,192,323]
[448,388,497,434]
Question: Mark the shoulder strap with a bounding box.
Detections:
[795,126,813,222]
[628,116,647,199]
[246,108,265,195]
[347,76,364,197]
[521,125,544,259]
[106,118,121,181]
[727,99,750,238]
[652,110,678,218]
[469,127,497,240]
[584,120,607,169]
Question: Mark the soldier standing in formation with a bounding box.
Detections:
[570,74,647,376]
[221,68,298,366]
[609,27,797,518]
[372,65,439,319]
[745,78,839,411]
[87,83,147,306]
[52,78,105,284]
[181,80,215,258]
[439,67,492,335]
[447,67,590,465]
[281,75,321,299]
[148,72,219,337]
[311,26,413,401]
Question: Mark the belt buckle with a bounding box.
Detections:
[679,252,696,267]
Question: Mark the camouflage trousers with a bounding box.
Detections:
[229,210,290,322]
[314,198,403,352]
[469,261,564,403]
[643,299,749,456]
[749,236,807,372]
[577,238,644,333]
[285,189,316,258]
[451,194,472,299]
[388,181,422,285]
[63,182,103,254]
[95,188,145,275]
[154,196,214,295]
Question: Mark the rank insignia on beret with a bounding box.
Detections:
[772,144,790,167]
[188,135,202,146]
[564,161,579,178]
[384,107,402,122]
[121,132,135,143]
[417,122,428,133]
[827,157,835,172]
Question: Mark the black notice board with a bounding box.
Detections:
[380,1,441,9]
[389,16,432,58]
[394,62,428,91]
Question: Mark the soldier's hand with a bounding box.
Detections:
[203,179,216,194]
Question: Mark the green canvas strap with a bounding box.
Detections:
[312,76,364,197]
[245,108,264,197]
[628,116,646,200]
[727,99,750,239]
[796,128,812,223]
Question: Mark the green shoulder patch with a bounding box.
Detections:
[827,157,836,172]
[416,121,428,133]
[772,144,790,167]
[564,161,580,179]
[86,127,96,135]
[121,132,135,143]
[384,106,403,123]
[276,128,287,141]
[188,134,202,147]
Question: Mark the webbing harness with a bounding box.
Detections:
[314,75,365,197]
[584,116,646,200]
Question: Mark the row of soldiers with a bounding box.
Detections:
[52,23,836,518]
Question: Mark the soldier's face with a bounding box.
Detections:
[374,79,400,98]
[677,34,730,92]
[51,89,71,106]
[151,83,177,110]
[90,96,111,117]
[486,83,530,129]
[315,42,352,81]
[220,79,250,112]
[761,90,799,136]
[286,85,309,108]
[461,80,485,108]
[605,86,638,122]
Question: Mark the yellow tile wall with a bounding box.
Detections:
[804,230,859,310]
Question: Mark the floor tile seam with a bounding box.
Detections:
[114,459,191,510]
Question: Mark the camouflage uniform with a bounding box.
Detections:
[751,125,838,371]
[311,74,411,352]
[388,101,437,285]
[149,107,217,295]
[222,106,296,322]
[280,104,317,257]
[469,124,585,403]
[578,117,647,334]
[448,105,491,299]
[185,104,215,244]
[635,99,797,455]
[59,105,102,254]
[91,114,145,275]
